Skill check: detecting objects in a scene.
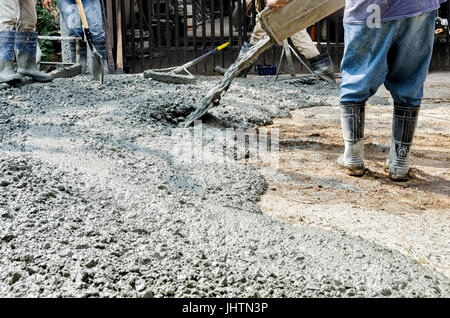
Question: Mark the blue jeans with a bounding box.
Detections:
[58,0,105,42]
[340,11,436,107]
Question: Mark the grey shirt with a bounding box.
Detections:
[344,0,446,24]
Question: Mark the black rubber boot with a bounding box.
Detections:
[69,40,87,73]
[309,51,336,83]
[15,32,53,82]
[337,103,366,176]
[0,31,22,85]
[388,105,420,181]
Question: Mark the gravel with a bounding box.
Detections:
[0,74,449,297]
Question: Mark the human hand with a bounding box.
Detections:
[266,0,288,9]
[43,0,54,12]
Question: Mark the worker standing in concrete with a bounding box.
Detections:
[337,0,446,181]
[268,0,446,181]
[43,0,107,73]
[239,0,335,81]
[0,0,54,84]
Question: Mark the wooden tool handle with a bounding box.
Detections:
[116,2,123,70]
[75,0,90,29]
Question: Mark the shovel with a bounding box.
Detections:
[184,0,345,126]
[144,42,230,84]
[75,0,104,84]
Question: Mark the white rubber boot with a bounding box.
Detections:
[337,103,365,176]
[388,104,420,181]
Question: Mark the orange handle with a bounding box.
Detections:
[75,0,89,29]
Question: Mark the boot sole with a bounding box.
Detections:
[342,167,366,177]
[17,72,53,83]
[389,173,409,182]
[336,162,365,177]
[4,78,22,86]
[386,159,410,182]
[1,75,22,86]
[337,156,365,177]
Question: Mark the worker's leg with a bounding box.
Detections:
[0,0,21,84]
[0,0,19,31]
[83,0,105,43]
[59,0,106,72]
[58,0,83,38]
[385,12,435,107]
[249,21,268,45]
[338,21,398,175]
[340,22,398,104]
[291,29,335,82]
[14,0,52,82]
[83,0,107,72]
[58,0,86,69]
[384,11,436,181]
[16,0,37,31]
[290,30,319,59]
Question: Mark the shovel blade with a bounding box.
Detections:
[92,55,104,84]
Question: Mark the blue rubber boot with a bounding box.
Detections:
[15,32,53,82]
[0,31,22,85]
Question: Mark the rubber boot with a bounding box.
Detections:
[237,42,254,78]
[77,41,87,73]
[0,31,22,85]
[309,51,336,83]
[337,103,365,176]
[15,32,53,82]
[68,40,78,64]
[388,105,420,181]
[69,40,87,72]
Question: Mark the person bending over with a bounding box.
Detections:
[236,0,335,80]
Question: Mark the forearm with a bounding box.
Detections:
[266,0,288,8]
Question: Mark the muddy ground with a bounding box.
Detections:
[258,74,450,279]
[0,73,449,297]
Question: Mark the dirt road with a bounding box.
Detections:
[259,73,450,278]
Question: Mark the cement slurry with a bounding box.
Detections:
[0,75,449,297]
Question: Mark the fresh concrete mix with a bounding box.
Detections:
[0,75,449,297]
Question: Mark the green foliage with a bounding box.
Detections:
[36,1,60,61]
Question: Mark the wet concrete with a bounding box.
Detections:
[0,74,449,297]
